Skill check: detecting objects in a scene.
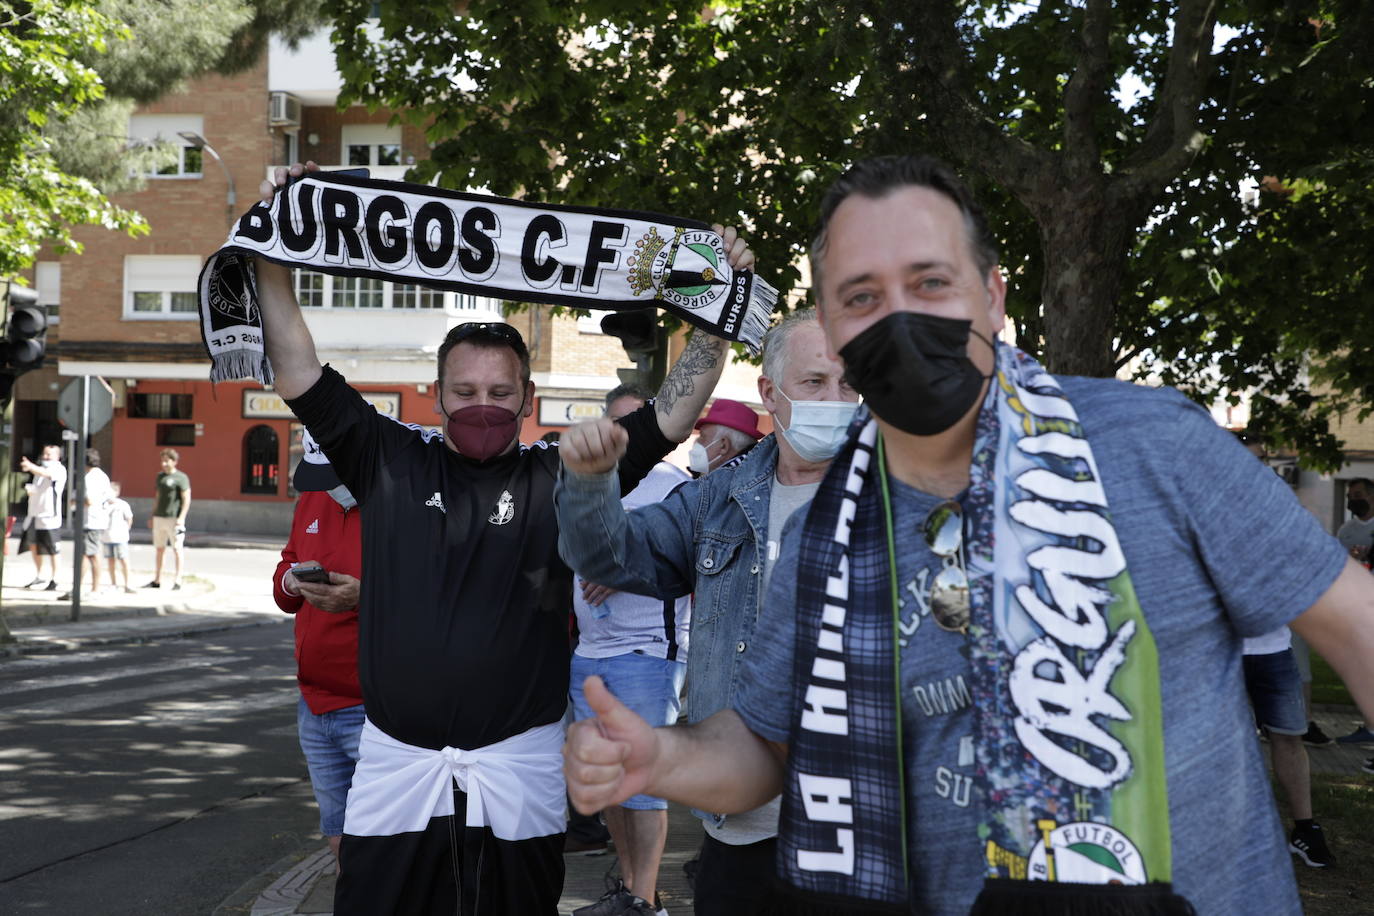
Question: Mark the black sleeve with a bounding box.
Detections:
[613,399,675,497]
[284,364,421,506]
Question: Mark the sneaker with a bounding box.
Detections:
[1289,823,1335,868]
[1302,721,1333,747]
[123,586,137,594]
[23,577,44,589]
[564,834,610,856]
[44,580,58,591]
[144,580,161,589]
[655,892,669,916]
[1336,725,1374,745]
[171,582,182,591]
[571,881,634,916]
[57,592,71,601]
[1363,757,1374,775]
[622,898,657,916]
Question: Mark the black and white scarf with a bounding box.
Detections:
[778,344,1194,915]
[196,170,777,383]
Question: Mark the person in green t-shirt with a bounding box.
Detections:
[146,448,191,590]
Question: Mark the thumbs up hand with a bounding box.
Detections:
[563,675,661,814]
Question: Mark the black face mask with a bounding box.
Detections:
[839,312,992,436]
[1349,498,1371,518]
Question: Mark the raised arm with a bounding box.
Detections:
[650,224,753,442]
[254,162,323,400]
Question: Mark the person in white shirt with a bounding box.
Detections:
[1337,478,1374,564]
[18,444,67,591]
[101,482,136,594]
[62,450,112,598]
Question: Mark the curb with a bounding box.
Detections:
[0,611,287,658]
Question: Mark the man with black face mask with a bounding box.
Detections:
[563,155,1374,916]
[252,162,754,916]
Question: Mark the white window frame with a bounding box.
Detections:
[35,261,60,325]
[123,255,203,320]
[341,123,402,168]
[128,114,206,179]
[294,270,501,314]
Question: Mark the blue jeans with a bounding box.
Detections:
[570,652,685,810]
[296,697,365,836]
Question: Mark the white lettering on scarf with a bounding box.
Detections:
[1006,427,1135,789]
[795,773,856,874]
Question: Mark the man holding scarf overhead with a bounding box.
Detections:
[249,162,754,915]
[562,155,1374,915]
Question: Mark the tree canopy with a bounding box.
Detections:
[323,0,1374,468]
[0,0,323,277]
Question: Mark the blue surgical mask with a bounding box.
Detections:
[775,389,859,463]
[327,484,357,510]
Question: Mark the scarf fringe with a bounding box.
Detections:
[969,879,1197,915]
[210,349,273,386]
[739,278,777,353]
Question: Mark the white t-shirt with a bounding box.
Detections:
[1336,515,1374,552]
[25,461,67,531]
[84,467,112,530]
[103,498,134,545]
[1242,624,1292,656]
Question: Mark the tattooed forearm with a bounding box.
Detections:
[655,330,728,441]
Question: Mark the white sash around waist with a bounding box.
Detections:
[343,718,565,841]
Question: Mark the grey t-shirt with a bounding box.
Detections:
[734,378,1348,916]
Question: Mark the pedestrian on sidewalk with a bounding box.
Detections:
[146,448,190,590]
[61,449,111,599]
[275,430,364,869]
[102,482,135,593]
[18,444,66,591]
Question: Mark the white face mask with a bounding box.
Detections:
[775,388,859,463]
[688,438,722,476]
[326,483,357,510]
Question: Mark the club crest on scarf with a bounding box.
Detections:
[627,226,735,318]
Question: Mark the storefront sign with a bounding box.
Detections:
[244,389,400,419]
[538,397,605,426]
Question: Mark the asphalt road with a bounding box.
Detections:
[0,623,318,914]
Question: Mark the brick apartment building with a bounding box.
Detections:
[19,31,765,536]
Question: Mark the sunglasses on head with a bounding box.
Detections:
[922,499,970,634]
[451,321,524,347]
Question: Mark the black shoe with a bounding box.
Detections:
[1336,725,1374,745]
[44,581,57,591]
[1302,721,1333,747]
[571,881,634,916]
[1362,757,1374,775]
[1289,822,1335,868]
[144,580,161,589]
[622,898,657,916]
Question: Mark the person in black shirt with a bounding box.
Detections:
[254,162,753,915]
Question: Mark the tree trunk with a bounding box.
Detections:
[1031,182,1140,378]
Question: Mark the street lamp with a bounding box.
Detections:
[178,131,237,218]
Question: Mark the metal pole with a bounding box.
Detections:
[69,375,88,622]
[0,395,13,643]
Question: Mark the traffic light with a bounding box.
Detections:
[600,310,660,361]
[0,283,48,402]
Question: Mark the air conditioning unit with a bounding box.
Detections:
[269,91,302,127]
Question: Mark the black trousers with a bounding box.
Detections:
[693,832,786,915]
[335,786,564,915]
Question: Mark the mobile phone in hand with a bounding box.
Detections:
[292,564,330,584]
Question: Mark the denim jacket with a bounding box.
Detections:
[556,435,779,729]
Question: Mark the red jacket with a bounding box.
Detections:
[273,490,364,714]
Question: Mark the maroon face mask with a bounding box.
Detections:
[444,403,521,461]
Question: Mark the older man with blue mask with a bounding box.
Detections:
[555,308,858,915]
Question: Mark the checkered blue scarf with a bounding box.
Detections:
[778,343,1195,915]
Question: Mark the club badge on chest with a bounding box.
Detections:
[489,489,515,525]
